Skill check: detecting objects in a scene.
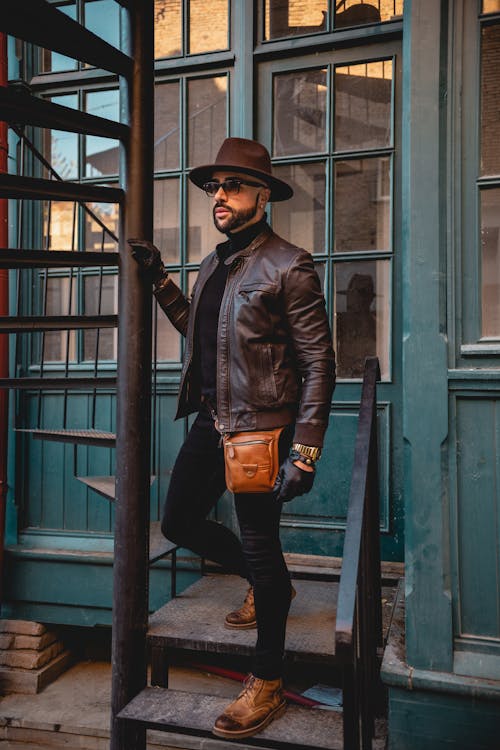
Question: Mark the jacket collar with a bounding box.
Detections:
[223,228,272,265]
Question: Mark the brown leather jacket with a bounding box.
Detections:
[154,228,335,447]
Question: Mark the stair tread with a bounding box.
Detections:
[148,574,397,664]
[77,474,157,502]
[149,522,178,564]
[17,428,116,446]
[118,686,343,750]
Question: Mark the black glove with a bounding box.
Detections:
[128,239,166,285]
[272,457,315,503]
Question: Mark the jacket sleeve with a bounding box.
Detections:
[153,277,190,337]
[283,250,336,447]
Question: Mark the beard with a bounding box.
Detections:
[213,195,259,234]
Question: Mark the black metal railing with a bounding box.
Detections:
[335,356,383,750]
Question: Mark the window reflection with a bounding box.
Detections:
[480,24,500,176]
[84,198,119,252]
[264,0,327,41]
[155,272,181,361]
[83,0,120,49]
[272,162,326,254]
[482,0,500,13]
[189,0,229,53]
[154,179,180,264]
[46,94,79,181]
[43,277,77,362]
[335,260,389,379]
[187,180,221,262]
[335,60,392,152]
[334,0,403,28]
[83,274,117,360]
[481,188,500,338]
[155,82,180,171]
[155,0,182,58]
[43,202,78,251]
[188,76,227,168]
[334,157,390,252]
[273,69,327,157]
[41,2,77,72]
[85,89,119,177]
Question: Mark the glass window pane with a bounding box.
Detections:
[155,271,181,360]
[43,276,77,362]
[315,261,326,293]
[84,0,120,49]
[334,157,390,252]
[264,0,328,41]
[155,0,182,58]
[41,2,77,72]
[273,69,327,157]
[85,90,120,177]
[154,178,180,264]
[334,1,403,29]
[483,1,500,13]
[44,202,78,251]
[44,94,79,181]
[481,188,500,338]
[480,24,500,176]
[188,76,228,168]
[155,82,180,171]
[335,60,393,152]
[187,180,221,263]
[272,162,326,254]
[189,0,229,54]
[334,259,390,379]
[83,274,118,360]
[84,198,119,252]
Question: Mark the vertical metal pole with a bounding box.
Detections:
[110,2,154,749]
[0,32,9,605]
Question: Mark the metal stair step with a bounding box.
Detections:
[16,428,116,446]
[0,86,129,140]
[0,314,118,332]
[0,0,133,77]
[77,474,156,502]
[118,686,344,750]
[149,521,178,565]
[0,174,123,203]
[0,249,118,268]
[0,377,117,389]
[148,574,397,665]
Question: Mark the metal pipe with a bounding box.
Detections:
[0,32,9,605]
[110,2,154,749]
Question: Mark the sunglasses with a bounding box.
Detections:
[202,178,268,197]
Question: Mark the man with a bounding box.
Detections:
[130,137,335,740]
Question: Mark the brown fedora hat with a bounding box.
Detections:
[189,137,293,202]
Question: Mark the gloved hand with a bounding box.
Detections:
[272,457,315,503]
[128,239,166,285]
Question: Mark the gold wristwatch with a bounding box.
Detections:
[292,443,322,465]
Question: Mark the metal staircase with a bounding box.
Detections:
[1,5,391,749]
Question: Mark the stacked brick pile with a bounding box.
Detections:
[0,620,71,694]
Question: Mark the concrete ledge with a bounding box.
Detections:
[381,582,500,702]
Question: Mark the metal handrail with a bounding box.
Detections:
[335,356,382,749]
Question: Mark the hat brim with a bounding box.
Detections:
[189,163,293,202]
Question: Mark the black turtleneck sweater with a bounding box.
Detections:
[196,216,268,403]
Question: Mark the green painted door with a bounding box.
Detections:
[257,40,404,561]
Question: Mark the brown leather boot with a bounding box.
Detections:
[224,585,296,629]
[212,674,286,739]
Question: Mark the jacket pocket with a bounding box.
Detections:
[257,343,278,404]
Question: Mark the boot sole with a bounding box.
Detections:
[212,700,287,740]
[224,619,257,630]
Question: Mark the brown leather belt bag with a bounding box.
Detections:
[223,427,285,494]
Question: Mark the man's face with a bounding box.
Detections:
[211,170,270,234]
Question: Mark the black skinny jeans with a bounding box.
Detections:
[161,407,293,679]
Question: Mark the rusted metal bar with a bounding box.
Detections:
[0,86,129,141]
[0,0,133,77]
[110,2,154,749]
[0,173,123,203]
